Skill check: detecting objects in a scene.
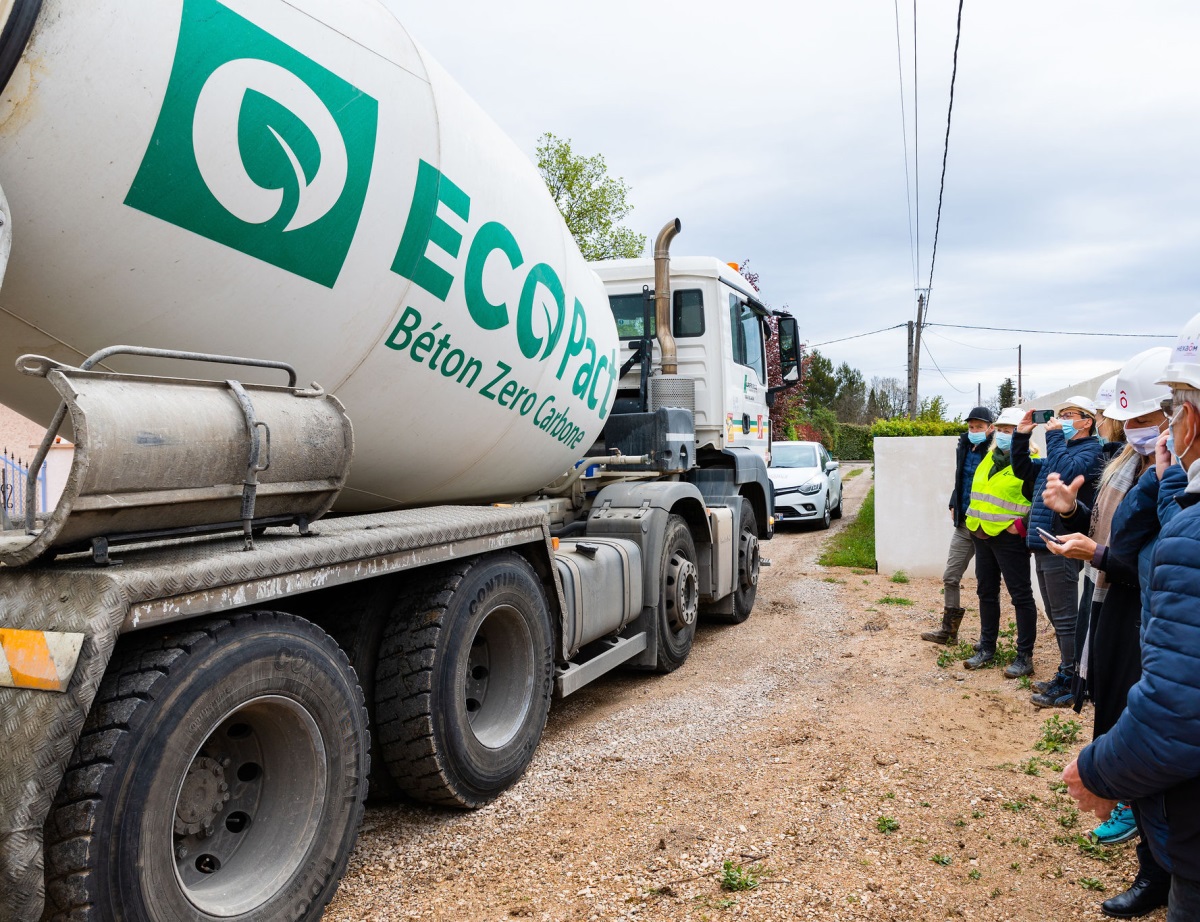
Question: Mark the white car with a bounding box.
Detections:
[769,440,843,529]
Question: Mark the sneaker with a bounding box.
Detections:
[1031,669,1074,707]
[963,649,995,670]
[1092,803,1138,845]
[1004,653,1034,678]
[1032,677,1055,694]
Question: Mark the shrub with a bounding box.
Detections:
[870,418,967,438]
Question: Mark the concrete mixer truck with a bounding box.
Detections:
[0,1,802,919]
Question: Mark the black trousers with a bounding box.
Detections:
[972,530,1038,655]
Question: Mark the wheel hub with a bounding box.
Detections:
[174,756,230,837]
[739,531,760,591]
[665,551,699,628]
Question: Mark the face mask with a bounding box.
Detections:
[1170,405,1195,462]
[1167,431,1176,458]
[1059,421,1077,440]
[994,432,1013,451]
[968,431,987,445]
[1125,426,1160,456]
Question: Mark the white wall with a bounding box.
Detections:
[874,436,958,579]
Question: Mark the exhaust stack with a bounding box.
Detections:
[652,218,681,375]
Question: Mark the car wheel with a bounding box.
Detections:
[818,496,832,530]
[831,487,844,520]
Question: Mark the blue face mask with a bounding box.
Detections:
[994,432,1013,451]
[1059,421,1077,440]
[968,431,987,445]
[1167,431,1176,457]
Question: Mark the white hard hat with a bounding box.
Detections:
[1094,374,1118,412]
[1158,311,1200,390]
[1054,395,1098,417]
[995,406,1025,427]
[1106,347,1172,421]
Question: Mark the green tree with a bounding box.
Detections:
[832,362,867,423]
[916,395,949,422]
[804,349,838,410]
[998,377,1017,410]
[536,132,647,260]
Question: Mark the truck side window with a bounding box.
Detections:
[609,289,704,340]
[728,294,766,383]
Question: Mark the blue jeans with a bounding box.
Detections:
[1034,549,1081,674]
[1168,874,1200,922]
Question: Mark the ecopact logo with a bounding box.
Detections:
[126,0,377,287]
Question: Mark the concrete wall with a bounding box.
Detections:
[874,436,957,579]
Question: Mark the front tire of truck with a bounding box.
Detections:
[654,514,700,672]
[42,611,369,922]
[374,552,554,809]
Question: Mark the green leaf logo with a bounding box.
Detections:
[126,0,378,288]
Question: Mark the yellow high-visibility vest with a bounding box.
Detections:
[965,449,1034,536]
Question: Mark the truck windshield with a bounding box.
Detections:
[608,290,705,340]
[771,445,818,468]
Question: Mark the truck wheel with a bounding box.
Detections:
[723,502,761,625]
[654,514,700,672]
[42,612,369,922]
[374,552,554,808]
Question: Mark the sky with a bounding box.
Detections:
[387,2,1200,418]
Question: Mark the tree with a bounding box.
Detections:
[868,376,907,420]
[832,362,867,423]
[536,132,647,260]
[916,395,950,422]
[998,377,1017,410]
[804,349,838,410]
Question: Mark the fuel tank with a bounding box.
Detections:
[0,0,619,510]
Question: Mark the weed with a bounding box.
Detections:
[971,810,984,819]
[1080,877,1106,892]
[852,568,871,575]
[1077,835,1117,862]
[1017,675,1033,690]
[820,488,876,569]
[719,860,760,892]
[932,854,953,866]
[989,887,1002,899]
[822,577,846,584]
[883,791,896,800]
[877,595,913,605]
[968,869,982,881]
[920,801,931,807]
[717,898,736,909]
[847,893,859,903]
[937,642,975,668]
[1058,806,1079,829]
[877,816,900,834]
[1036,715,1082,754]
[1002,800,1026,812]
[1018,758,1043,777]
[890,570,910,584]
[1010,862,1021,871]
[1048,781,1068,794]
[953,819,967,827]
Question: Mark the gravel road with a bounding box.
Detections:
[324,465,1153,921]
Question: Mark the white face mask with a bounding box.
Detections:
[1124,425,1161,456]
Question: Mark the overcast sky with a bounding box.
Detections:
[388,2,1200,418]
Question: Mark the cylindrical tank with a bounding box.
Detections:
[0,0,619,510]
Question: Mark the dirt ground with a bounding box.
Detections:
[324,465,1155,922]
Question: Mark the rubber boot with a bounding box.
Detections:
[921,607,965,645]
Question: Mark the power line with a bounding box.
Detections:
[921,341,971,393]
[924,0,965,304]
[925,328,1021,352]
[912,0,920,278]
[927,322,1174,338]
[893,0,917,291]
[810,323,907,348]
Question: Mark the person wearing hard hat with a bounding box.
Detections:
[1010,395,1104,683]
[1065,316,1200,922]
[1094,373,1127,451]
[961,406,1038,671]
[920,406,994,646]
[1042,347,1181,917]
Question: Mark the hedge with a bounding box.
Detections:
[826,418,968,462]
[833,424,873,461]
[869,419,967,438]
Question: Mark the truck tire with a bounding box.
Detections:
[711,502,760,625]
[374,552,554,809]
[42,611,369,922]
[654,514,700,672]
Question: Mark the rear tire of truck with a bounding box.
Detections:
[374,552,554,809]
[709,502,759,625]
[654,514,700,672]
[41,611,369,922]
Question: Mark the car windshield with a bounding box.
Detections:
[772,445,818,468]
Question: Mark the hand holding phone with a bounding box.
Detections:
[1031,410,1054,424]
[1036,526,1063,545]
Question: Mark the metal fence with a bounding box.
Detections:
[1,448,47,530]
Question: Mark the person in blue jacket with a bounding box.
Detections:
[1065,315,1200,922]
[1010,398,1104,682]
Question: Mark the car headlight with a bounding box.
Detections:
[798,482,822,495]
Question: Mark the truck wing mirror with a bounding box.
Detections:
[777,316,800,383]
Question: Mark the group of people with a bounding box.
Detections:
[917,317,1200,922]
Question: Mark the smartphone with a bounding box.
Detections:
[1036,526,1064,545]
[1031,409,1054,424]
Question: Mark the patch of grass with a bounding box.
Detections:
[1049,780,1069,794]
[890,570,910,584]
[877,595,914,606]
[819,487,876,569]
[1017,675,1033,690]
[1002,800,1026,812]
[1019,758,1043,776]
[989,887,1002,899]
[851,568,871,575]
[932,854,953,866]
[968,869,982,881]
[1010,862,1021,871]
[937,642,975,668]
[719,860,760,892]
[1058,806,1080,829]
[971,810,985,819]
[953,818,967,827]
[1077,835,1118,862]
[882,791,896,800]
[821,576,846,584]
[876,816,900,834]
[845,468,864,480]
[1035,716,1083,754]
[1079,877,1106,892]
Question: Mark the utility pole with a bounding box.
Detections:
[906,321,914,418]
[1018,344,1023,403]
[909,292,926,419]
[977,382,981,407]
